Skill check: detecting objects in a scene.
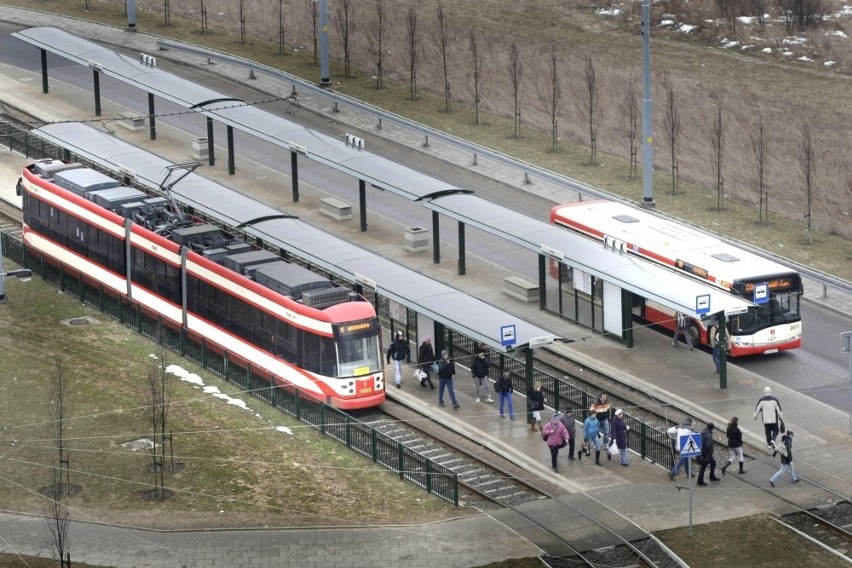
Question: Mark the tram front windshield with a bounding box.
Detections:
[334,320,382,378]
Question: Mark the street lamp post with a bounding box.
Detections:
[842,331,852,435]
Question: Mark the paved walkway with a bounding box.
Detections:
[1,6,851,568]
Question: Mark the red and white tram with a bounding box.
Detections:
[18,159,385,408]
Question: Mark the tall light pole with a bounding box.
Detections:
[319,0,331,85]
[641,0,654,206]
[843,331,852,435]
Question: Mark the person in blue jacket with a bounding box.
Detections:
[581,409,602,466]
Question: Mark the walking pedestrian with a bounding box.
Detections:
[591,391,612,458]
[386,331,410,389]
[541,412,570,472]
[672,311,694,350]
[720,416,746,475]
[494,371,515,420]
[527,380,545,431]
[417,337,436,389]
[769,431,799,487]
[712,327,728,374]
[471,349,493,403]
[436,350,460,410]
[753,386,783,447]
[581,409,603,466]
[612,408,629,466]
[696,422,719,485]
[559,407,577,460]
[667,417,695,480]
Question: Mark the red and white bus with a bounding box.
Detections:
[550,200,803,356]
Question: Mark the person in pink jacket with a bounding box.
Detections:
[541,412,571,472]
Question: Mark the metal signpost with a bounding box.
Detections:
[679,432,701,535]
[0,233,33,303]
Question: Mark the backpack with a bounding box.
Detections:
[541,422,554,441]
[676,313,686,328]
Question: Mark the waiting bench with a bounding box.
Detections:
[320,197,352,221]
[503,276,539,303]
[117,111,146,132]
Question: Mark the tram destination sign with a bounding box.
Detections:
[529,335,555,348]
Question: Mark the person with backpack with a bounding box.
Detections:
[541,411,570,472]
[769,431,799,487]
[672,311,694,350]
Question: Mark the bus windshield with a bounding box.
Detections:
[334,321,382,378]
[729,291,801,335]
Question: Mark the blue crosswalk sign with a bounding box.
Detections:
[679,434,701,457]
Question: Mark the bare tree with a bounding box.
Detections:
[305,0,318,66]
[798,122,816,245]
[48,356,72,492]
[622,82,640,180]
[239,0,246,44]
[710,101,725,211]
[278,0,285,56]
[146,349,176,500]
[751,114,771,225]
[508,43,523,139]
[335,0,354,79]
[405,7,419,100]
[469,30,483,126]
[715,0,737,33]
[436,2,452,113]
[661,80,681,195]
[535,49,562,151]
[776,0,829,31]
[42,466,71,568]
[749,0,768,26]
[574,56,602,165]
[199,0,208,34]
[367,0,386,89]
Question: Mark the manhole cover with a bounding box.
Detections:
[60,316,101,327]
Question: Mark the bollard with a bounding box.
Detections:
[423,135,429,148]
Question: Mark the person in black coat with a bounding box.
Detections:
[494,371,515,420]
[721,416,746,475]
[436,350,459,410]
[696,422,719,486]
[417,337,435,389]
[527,380,545,431]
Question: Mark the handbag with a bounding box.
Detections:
[430,362,439,374]
[779,418,786,433]
[608,440,619,456]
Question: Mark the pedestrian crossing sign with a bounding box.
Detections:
[679,433,701,457]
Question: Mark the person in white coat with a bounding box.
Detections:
[753,386,783,448]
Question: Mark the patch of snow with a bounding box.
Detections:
[597,7,622,16]
[167,364,204,386]
[762,47,773,53]
[679,24,696,33]
[658,19,675,26]
[782,36,807,45]
[798,56,813,62]
[275,426,294,435]
[825,60,837,66]
[781,50,794,56]
[738,16,757,24]
[830,30,848,37]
